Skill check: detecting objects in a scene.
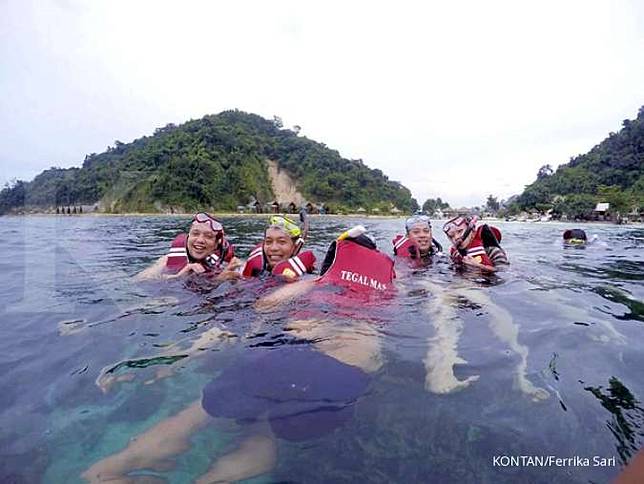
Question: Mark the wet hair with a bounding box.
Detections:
[563,229,587,241]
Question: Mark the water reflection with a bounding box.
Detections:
[584,377,644,465]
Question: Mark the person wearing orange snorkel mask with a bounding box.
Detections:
[442,215,508,272]
[242,215,316,280]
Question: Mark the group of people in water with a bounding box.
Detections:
[84,212,597,483]
[135,209,511,284]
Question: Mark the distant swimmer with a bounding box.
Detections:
[135,212,241,280]
[392,214,443,266]
[562,228,598,246]
[242,215,316,280]
[442,215,508,272]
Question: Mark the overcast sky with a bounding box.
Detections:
[1,0,643,207]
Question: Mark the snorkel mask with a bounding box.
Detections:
[189,212,225,265]
[192,212,224,234]
[405,214,432,233]
[443,215,477,249]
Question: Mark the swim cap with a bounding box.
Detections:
[405,214,432,232]
[268,215,302,238]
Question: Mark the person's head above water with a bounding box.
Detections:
[405,214,433,254]
[443,215,477,249]
[563,229,587,245]
[187,212,224,261]
[263,215,303,268]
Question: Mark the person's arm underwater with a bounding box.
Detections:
[135,255,242,282]
[215,256,242,281]
[133,255,169,281]
[460,255,497,272]
[255,278,317,312]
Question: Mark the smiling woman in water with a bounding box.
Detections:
[135,212,241,281]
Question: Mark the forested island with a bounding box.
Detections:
[508,106,644,220]
[0,111,418,215]
[3,107,642,219]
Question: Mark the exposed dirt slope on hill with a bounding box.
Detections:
[267,160,306,206]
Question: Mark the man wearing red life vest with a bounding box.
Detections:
[257,225,395,310]
[135,212,241,280]
[442,215,508,272]
[241,215,316,281]
[392,214,443,265]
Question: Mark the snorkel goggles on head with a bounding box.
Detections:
[563,229,587,245]
[267,215,304,254]
[405,214,432,233]
[189,213,225,265]
[192,212,224,234]
[268,215,301,238]
[443,215,477,247]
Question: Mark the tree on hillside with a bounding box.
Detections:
[517,184,551,210]
[561,193,596,220]
[486,195,500,212]
[537,164,554,180]
[422,197,450,215]
[514,105,643,214]
[0,179,27,213]
[597,185,634,214]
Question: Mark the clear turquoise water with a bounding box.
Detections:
[0,215,642,483]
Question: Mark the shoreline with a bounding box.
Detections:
[0,212,408,220]
[2,212,641,225]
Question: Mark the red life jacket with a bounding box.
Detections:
[392,234,443,269]
[165,233,235,274]
[318,239,395,293]
[392,235,419,258]
[449,225,502,267]
[272,251,316,280]
[242,243,316,279]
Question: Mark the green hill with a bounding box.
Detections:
[513,106,644,219]
[0,111,417,214]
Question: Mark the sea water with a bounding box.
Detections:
[0,215,642,483]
